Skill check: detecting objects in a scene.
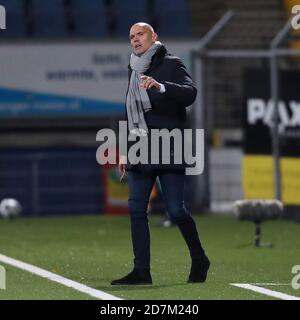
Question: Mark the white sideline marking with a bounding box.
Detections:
[231,283,300,300]
[252,283,290,286]
[0,253,122,300]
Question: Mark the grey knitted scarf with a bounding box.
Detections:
[126,41,162,136]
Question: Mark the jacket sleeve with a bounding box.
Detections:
[162,58,197,107]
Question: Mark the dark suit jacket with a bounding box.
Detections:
[123,45,197,172]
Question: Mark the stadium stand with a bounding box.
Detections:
[0,0,194,39]
[112,0,149,36]
[70,0,108,37]
[0,0,26,38]
[154,0,191,36]
[1,0,297,216]
[186,0,290,212]
[30,0,67,38]
[188,0,285,129]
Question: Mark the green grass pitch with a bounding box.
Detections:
[0,214,299,300]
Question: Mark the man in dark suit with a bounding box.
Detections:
[111,22,210,285]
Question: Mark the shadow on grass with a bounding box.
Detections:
[235,242,275,249]
[95,282,191,292]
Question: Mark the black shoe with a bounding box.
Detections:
[188,255,210,283]
[111,269,152,285]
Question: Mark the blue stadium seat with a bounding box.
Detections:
[30,0,64,13]
[71,0,105,11]
[30,0,67,37]
[154,0,191,36]
[71,0,108,37]
[113,0,148,36]
[0,0,23,12]
[0,0,26,38]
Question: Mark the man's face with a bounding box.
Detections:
[129,24,156,56]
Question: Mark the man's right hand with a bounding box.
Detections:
[118,155,127,176]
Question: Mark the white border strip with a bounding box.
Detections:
[0,253,122,300]
[231,283,300,300]
[252,283,290,286]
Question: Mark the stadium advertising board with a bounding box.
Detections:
[0,41,195,118]
[243,69,300,205]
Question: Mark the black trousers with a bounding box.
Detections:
[127,169,206,269]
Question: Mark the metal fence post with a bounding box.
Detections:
[270,19,293,201]
[32,156,40,215]
[191,11,235,210]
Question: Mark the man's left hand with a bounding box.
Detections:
[140,76,161,91]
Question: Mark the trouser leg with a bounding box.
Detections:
[127,170,156,269]
[158,171,206,259]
